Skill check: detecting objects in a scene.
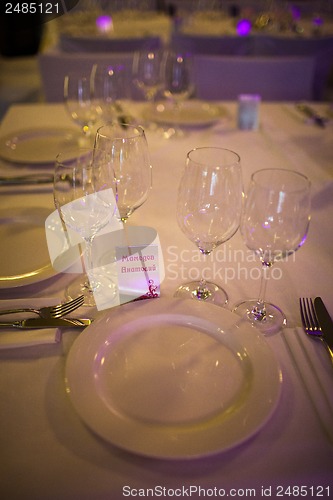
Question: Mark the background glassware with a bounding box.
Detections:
[132,48,163,105]
[175,147,243,306]
[94,123,152,223]
[64,72,102,144]
[91,63,125,123]
[162,50,194,137]
[233,168,311,334]
[54,148,118,306]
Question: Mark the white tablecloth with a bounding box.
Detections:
[0,101,332,499]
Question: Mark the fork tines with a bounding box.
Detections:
[300,297,322,336]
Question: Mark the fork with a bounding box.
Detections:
[300,297,333,365]
[0,295,84,319]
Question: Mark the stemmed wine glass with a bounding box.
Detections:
[233,168,311,334]
[132,48,163,106]
[64,71,102,145]
[94,123,152,223]
[91,63,123,123]
[162,50,194,137]
[54,148,118,307]
[175,147,243,306]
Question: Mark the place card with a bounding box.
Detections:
[116,245,160,304]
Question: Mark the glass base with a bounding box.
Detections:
[65,275,96,307]
[232,299,287,335]
[174,280,228,307]
[65,273,117,308]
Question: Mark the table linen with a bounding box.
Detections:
[0,100,332,499]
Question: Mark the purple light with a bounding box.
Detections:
[313,16,323,27]
[96,15,113,33]
[237,19,251,36]
[291,6,301,21]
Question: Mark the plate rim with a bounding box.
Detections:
[143,100,225,127]
[66,297,282,459]
[0,126,81,165]
[0,206,56,288]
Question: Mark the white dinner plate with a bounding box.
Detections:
[0,127,81,165]
[0,206,57,288]
[66,298,282,459]
[143,100,226,127]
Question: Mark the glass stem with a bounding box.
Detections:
[196,278,210,300]
[252,262,272,321]
[83,236,95,288]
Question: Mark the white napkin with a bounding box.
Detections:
[0,298,61,349]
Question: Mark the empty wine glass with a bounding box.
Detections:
[91,63,124,123]
[233,168,311,334]
[54,148,118,306]
[64,71,102,144]
[132,47,163,105]
[162,50,194,137]
[94,123,152,223]
[175,147,243,306]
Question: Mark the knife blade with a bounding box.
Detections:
[0,174,54,186]
[314,297,333,350]
[0,317,93,329]
[296,103,328,128]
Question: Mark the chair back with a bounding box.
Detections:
[59,34,162,53]
[191,55,315,101]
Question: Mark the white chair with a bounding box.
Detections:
[191,55,316,101]
[171,33,253,56]
[38,49,143,102]
[59,34,162,53]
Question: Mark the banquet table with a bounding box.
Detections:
[0,100,332,499]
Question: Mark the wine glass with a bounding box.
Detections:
[54,148,118,307]
[132,47,163,105]
[94,123,152,223]
[162,50,194,137]
[233,168,311,334]
[91,63,124,123]
[64,71,102,144]
[175,147,243,306]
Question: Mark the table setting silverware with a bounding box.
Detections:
[300,297,333,365]
[0,317,93,329]
[296,103,329,128]
[0,174,54,186]
[0,294,84,318]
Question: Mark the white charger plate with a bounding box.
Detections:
[143,100,225,127]
[0,127,81,165]
[0,206,56,288]
[66,298,282,459]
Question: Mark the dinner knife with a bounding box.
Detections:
[0,174,54,186]
[314,297,333,350]
[0,318,93,329]
[296,103,328,128]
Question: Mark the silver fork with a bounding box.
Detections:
[300,297,333,365]
[0,295,84,319]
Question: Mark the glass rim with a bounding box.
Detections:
[187,147,241,168]
[96,123,145,141]
[251,168,311,191]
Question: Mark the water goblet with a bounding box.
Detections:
[64,71,102,145]
[94,123,152,223]
[233,168,311,334]
[132,47,163,105]
[175,147,243,306]
[162,50,194,138]
[54,148,118,306]
[91,63,124,123]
